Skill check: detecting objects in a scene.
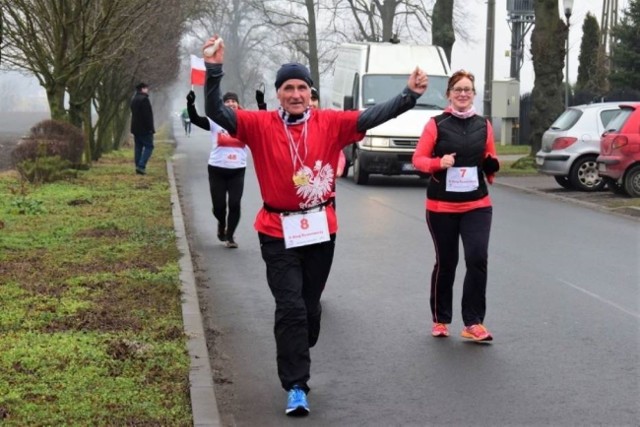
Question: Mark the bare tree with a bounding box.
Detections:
[1,0,149,120]
[329,0,433,43]
[91,0,185,159]
[329,0,471,56]
[528,0,567,155]
[186,0,270,106]
[248,0,324,93]
[1,0,188,161]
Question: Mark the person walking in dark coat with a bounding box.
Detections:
[130,82,155,175]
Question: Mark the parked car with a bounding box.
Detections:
[596,103,640,197]
[535,102,623,191]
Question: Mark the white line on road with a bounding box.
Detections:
[559,278,640,320]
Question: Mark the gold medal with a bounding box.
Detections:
[293,171,309,186]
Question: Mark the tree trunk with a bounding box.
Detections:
[432,0,455,64]
[82,102,95,163]
[46,84,67,121]
[380,0,397,41]
[305,0,320,89]
[528,0,567,155]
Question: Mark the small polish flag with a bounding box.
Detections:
[190,55,206,86]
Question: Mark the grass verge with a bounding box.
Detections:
[496,144,531,155]
[0,131,192,426]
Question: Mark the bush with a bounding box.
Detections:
[11,119,85,183]
[12,119,85,167]
[15,153,77,184]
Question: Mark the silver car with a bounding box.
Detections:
[535,102,622,191]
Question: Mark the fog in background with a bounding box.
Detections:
[0,70,48,112]
[0,0,630,117]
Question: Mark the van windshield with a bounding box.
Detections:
[362,74,448,110]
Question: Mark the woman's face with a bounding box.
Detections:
[447,77,475,112]
[224,99,239,111]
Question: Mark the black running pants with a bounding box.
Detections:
[207,165,245,240]
[425,207,492,326]
[258,233,336,393]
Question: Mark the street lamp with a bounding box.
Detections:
[563,0,574,109]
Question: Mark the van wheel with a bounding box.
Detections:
[353,151,369,185]
[569,156,605,192]
[554,176,573,189]
[623,165,640,197]
[340,161,350,178]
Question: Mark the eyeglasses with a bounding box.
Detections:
[451,87,474,94]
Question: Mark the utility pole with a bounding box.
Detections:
[507,0,535,80]
[600,0,619,69]
[483,0,495,118]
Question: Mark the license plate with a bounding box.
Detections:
[402,163,415,171]
[535,156,543,166]
[598,163,606,172]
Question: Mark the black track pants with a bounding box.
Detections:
[426,207,492,326]
[258,233,336,393]
[207,165,245,240]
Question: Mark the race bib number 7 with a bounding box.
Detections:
[446,166,479,192]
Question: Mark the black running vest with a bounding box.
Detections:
[427,113,489,202]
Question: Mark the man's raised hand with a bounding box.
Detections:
[203,35,224,64]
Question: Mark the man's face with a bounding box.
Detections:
[277,79,310,115]
[224,99,239,111]
[310,97,319,109]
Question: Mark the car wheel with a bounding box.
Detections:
[353,150,369,185]
[569,156,606,192]
[623,165,640,197]
[554,175,573,189]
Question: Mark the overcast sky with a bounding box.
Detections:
[453,0,631,101]
[0,0,631,113]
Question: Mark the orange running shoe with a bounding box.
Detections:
[461,324,493,342]
[431,323,449,337]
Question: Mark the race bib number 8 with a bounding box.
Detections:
[281,209,330,249]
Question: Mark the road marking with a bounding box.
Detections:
[558,278,640,319]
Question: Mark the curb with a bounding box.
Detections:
[494,179,640,222]
[167,160,222,427]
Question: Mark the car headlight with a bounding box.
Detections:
[362,137,390,148]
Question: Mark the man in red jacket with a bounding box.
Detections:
[202,35,428,417]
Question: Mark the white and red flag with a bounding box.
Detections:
[190,55,206,86]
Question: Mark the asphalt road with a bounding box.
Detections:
[171,119,639,427]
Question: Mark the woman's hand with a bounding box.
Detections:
[440,153,456,169]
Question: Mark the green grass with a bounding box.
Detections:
[496,144,531,155]
[0,129,192,426]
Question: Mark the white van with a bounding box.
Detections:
[331,42,451,184]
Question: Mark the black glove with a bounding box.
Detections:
[256,90,267,110]
[482,155,500,174]
[255,89,264,105]
[186,90,195,106]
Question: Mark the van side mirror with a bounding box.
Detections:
[343,95,354,111]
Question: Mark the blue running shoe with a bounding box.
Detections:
[285,386,309,416]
